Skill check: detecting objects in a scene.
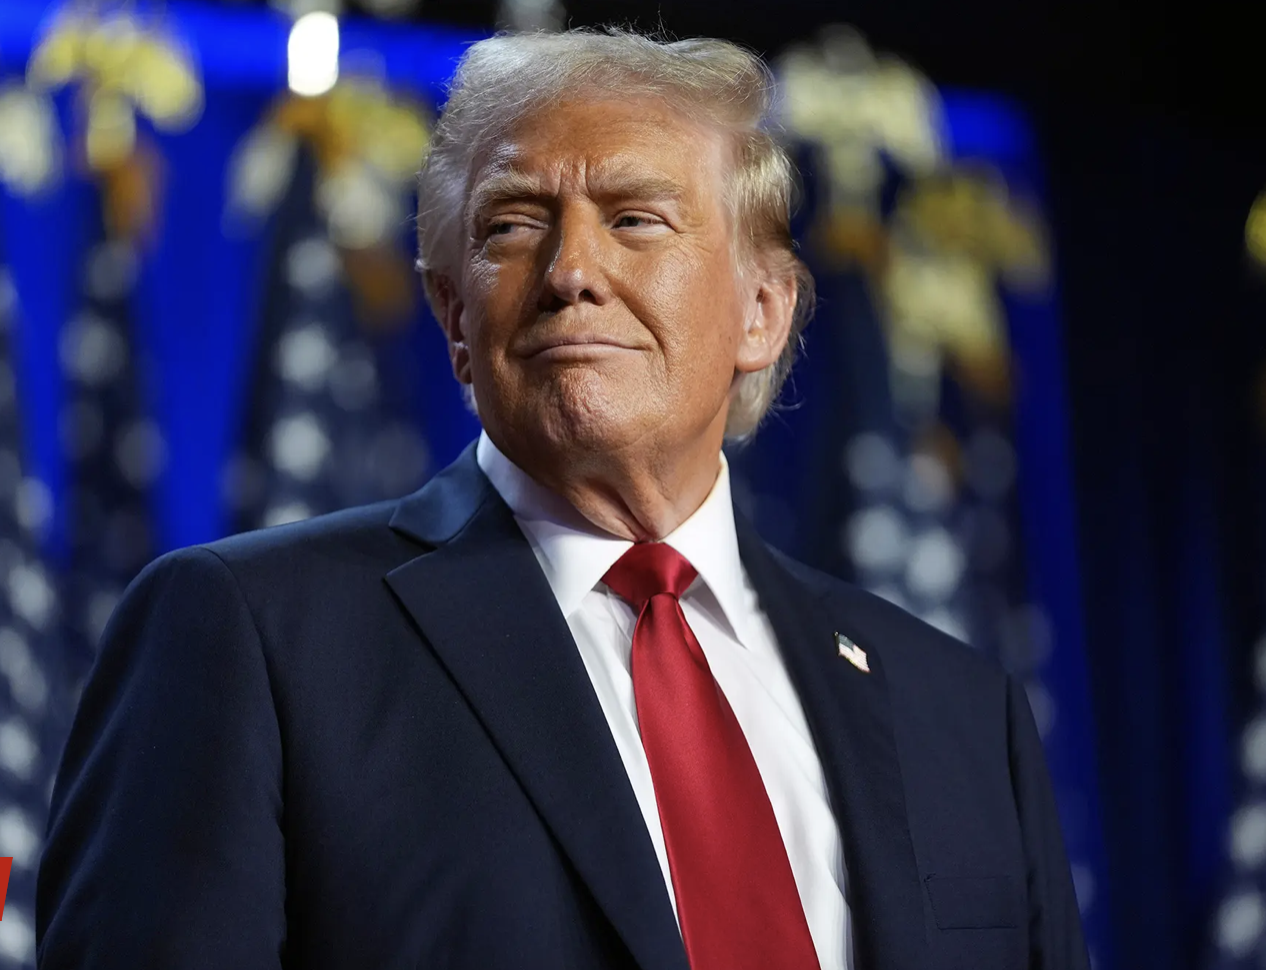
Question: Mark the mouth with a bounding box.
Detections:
[521,335,642,360]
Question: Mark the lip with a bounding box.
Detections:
[521,335,642,359]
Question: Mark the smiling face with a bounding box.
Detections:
[432,96,793,480]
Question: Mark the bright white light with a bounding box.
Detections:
[288,12,340,97]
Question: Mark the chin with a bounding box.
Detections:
[530,370,658,456]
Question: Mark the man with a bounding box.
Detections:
[36,28,1089,970]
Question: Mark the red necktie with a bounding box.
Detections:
[602,543,821,970]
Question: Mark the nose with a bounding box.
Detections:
[537,207,613,312]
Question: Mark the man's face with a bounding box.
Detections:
[438,96,789,466]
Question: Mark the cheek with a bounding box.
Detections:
[463,261,522,356]
[464,259,512,316]
[622,248,746,374]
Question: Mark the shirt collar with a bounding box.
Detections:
[475,430,753,645]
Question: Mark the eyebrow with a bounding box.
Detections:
[466,165,686,226]
[466,169,547,226]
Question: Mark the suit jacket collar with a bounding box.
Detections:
[388,446,925,970]
[387,441,495,547]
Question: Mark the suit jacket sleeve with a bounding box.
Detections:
[1006,673,1091,970]
[37,547,286,969]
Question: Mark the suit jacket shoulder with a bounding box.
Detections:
[197,499,410,577]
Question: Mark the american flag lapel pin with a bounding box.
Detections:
[835,632,870,673]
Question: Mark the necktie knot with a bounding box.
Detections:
[602,542,698,609]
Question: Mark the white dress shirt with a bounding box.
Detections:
[476,432,852,970]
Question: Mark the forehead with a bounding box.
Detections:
[468,96,730,203]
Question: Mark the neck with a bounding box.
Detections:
[494,426,726,542]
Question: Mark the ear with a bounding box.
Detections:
[734,264,796,375]
[427,271,473,385]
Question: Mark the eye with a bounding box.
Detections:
[613,213,660,229]
[482,212,546,240]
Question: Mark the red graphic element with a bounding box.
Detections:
[0,856,11,920]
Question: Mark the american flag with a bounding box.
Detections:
[224,145,430,532]
[1204,362,1266,964]
[1207,682,1266,963]
[59,225,159,677]
[0,195,160,968]
[0,237,61,970]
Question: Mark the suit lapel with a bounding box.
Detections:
[736,514,927,970]
[385,448,688,970]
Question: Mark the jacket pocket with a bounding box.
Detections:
[925,875,1024,930]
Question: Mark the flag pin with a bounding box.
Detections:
[835,632,870,673]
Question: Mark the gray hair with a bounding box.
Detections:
[415,27,814,440]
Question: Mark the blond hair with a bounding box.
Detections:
[415,28,814,439]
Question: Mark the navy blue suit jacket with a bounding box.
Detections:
[36,445,1089,969]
